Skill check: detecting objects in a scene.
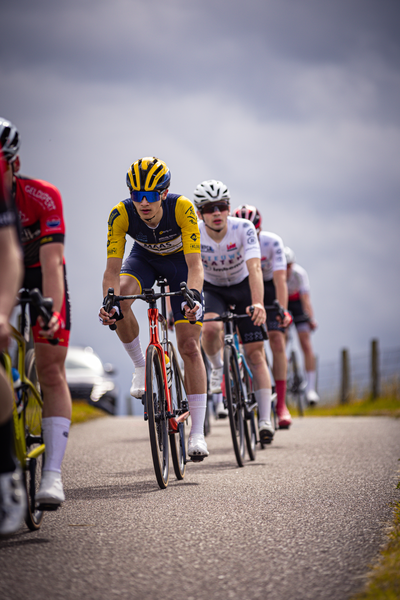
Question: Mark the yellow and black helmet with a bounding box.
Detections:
[126,157,171,192]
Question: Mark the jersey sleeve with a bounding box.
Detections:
[107,201,130,259]
[35,180,65,247]
[174,196,201,254]
[296,265,311,294]
[240,221,261,261]
[270,233,287,272]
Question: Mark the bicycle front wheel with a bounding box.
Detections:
[24,349,45,530]
[224,345,245,467]
[242,365,256,461]
[168,342,187,481]
[146,345,169,489]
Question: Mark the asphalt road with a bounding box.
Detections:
[1,415,399,600]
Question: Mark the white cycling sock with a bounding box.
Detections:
[42,416,71,473]
[306,370,316,392]
[123,337,146,368]
[208,350,223,370]
[255,389,272,423]
[188,393,207,435]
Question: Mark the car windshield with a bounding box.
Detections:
[65,348,104,376]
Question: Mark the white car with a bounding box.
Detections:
[65,346,118,414]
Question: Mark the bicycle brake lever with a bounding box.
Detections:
[250,305,268,340]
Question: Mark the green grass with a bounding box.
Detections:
[71,400,108,425]
[351,492,400,600]
[291,394,400,418]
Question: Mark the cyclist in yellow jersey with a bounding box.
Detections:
[99,157,208,458]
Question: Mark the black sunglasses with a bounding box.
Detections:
[201,201,230,214]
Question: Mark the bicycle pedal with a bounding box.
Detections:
[189,456,205,463]
[36,503,61,512]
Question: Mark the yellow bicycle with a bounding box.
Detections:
[1,288,56,531]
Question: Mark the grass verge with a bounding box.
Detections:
[295,395,400,418]
[71,400,108,425]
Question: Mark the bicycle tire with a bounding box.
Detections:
[242,365,256,461]
[24,349,45,530]
[290,350,304,417]
[168,342,187,481]
[145,345,169,489]
[223,345,245,467]
[201,345,211,436]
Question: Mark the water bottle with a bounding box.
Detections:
[12,367,23,413]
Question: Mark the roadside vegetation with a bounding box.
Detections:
[294,394,400,418]
[71,400,108,425]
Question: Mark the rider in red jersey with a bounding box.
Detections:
[0,117,72,510]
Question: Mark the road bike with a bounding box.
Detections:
[285,315,309,417]
[1,288,56,531]
[203,307,266,467]
[104,279,199,490]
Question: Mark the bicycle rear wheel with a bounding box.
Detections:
[168,342,187,480]
[290,350,304,417]
[146,345,169,489]
[224,345,245,467]
[242,365,256,461]
[24,349,45,530]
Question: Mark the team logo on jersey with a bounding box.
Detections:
[247,237,256,244]
[227,243,237,251]
[46,216,61,228]
[191,233,197,241]
[136,233,148,241]
[201,245,214,252]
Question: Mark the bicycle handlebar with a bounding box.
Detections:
[203,306,268,341]
[104,281,197,331]
[17,288,59,346]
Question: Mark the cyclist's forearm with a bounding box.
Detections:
[102,258,123,297]
[247,259,264,306]
[185,253,204,293]
[272,270,288,309]
[0,228,23,319]
[40,243,65,313]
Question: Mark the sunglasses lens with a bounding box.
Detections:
[131,190,161,203]
[202,202,229,214]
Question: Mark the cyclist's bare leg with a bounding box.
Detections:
[200,314,223,357]
[268,330,287,381]
[268,329,288,416]
[35,343,71,420]
[244,341,275,429]
[114,275,141,344]
[34,342,71,504]
[175,322,208,456]
[298,330,316,372]
[0,367,13,424]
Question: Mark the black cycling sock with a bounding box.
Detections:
[0,416,17,473]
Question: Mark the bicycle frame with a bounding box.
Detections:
[143,286,189,433]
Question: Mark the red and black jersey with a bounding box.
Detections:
[13,175,66,268]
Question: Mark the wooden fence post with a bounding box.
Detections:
[371,339,380,399]
[340,348,350,404]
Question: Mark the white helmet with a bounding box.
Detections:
[284,246,296,265]
[0,117,20,163]
[193,179,230,209]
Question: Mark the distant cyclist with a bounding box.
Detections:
[0,117,72,509]
[233,205,293,429]
[195,181,275,444]
[0,141,25,537]
[285,247,319,405]
[99,157,208,459]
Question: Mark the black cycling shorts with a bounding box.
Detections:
[203,277,263,344]
[263,279,285,333]
[288,299,310,332]
[121,244,203,325]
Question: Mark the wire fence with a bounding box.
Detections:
[317,345,400,404]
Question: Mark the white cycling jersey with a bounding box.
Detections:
[259,231,287,281]
[287,263,310,298]
[199,216,260,286]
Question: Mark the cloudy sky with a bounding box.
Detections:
[2,0,399,408]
